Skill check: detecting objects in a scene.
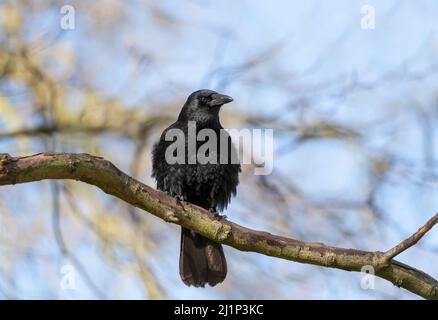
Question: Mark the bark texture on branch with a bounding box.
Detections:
[0,152,437,299]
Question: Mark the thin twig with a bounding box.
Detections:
[383,213,438,261]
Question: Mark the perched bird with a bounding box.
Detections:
[152,89,240,287]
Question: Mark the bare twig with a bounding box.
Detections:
[383,213,438,262]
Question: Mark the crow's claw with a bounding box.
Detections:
[209,208,227,220]
[164,191,186,202]
[217,214,227,220]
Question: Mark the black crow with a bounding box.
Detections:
[152,89,240,287]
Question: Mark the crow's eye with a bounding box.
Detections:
[199,96,211,105]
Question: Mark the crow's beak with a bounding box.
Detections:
[210,93,233,107]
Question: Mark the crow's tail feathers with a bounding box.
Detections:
[179,227,227,287]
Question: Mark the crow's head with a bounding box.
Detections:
[178,89,233,123]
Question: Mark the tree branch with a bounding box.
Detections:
[0,152,437,299]
[383,213,438,261]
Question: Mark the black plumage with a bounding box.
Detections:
[152,89,240,287]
